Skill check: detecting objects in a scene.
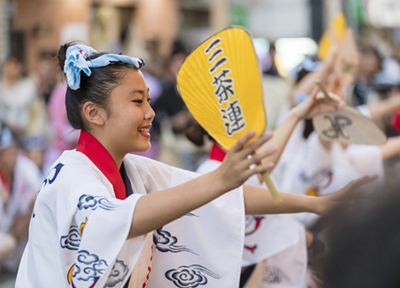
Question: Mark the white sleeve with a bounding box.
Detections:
[345,145,384,183]
[356,105,371,118]
[68,182,145,288]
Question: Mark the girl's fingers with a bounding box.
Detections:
[252,162,275,174]
[243,162,275,179]
[241,147,277,168]
[339,175,378,200]
[350,175,378,191]
[327,92,345,107]
[315,105,337,114]
[229,130,256,153]
[237,132,273,160]
[315,91,345,107]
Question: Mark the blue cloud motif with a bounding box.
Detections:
[154,228,198,255]
[77,194,116,211]
[73,250,108,282]
[60,225,81,250]
[105,260,129,287]
[165,265,221,288]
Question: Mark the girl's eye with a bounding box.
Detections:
[133,100,143,104]
[147,98,151,104]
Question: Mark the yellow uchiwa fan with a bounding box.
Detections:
[177,26,281,203]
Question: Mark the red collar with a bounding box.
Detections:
[0,169,10,193]
[76,130,127,200]
[209,143,226,162]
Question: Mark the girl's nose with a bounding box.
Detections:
[145,102,156,121]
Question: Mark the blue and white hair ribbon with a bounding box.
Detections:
[289,56,322,77]
[64,44,145,90]
[0,127,14,151]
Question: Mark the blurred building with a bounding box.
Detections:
[2,0,398,75]
[0,0,10,63]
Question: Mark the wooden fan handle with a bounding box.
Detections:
[253,150,282,204]
[315,80,336,105]
[260,171,282,204]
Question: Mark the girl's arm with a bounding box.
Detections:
[129,131,276,238]
[256,92,344,169]
[368,93,400,121]
[380,136,400,159]
[243,175,376,215]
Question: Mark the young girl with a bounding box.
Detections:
[16,44,372,288]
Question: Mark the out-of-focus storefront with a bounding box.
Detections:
[6,0,400,75]
[0,0,10,63]
[6,0,184,73]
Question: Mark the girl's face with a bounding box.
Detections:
[4,59,22,82]
[103,69,155,155]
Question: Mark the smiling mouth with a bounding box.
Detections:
[138,127,150,133]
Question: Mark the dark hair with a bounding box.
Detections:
[4,54,27,77]
[294,68,315,139]
[57,42,137,130]
[319,185,400,288]
[184,120,214,147]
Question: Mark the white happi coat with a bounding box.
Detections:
[16,150,244,288]
[197,159,308,288]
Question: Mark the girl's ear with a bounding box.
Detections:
[82,101,106,126]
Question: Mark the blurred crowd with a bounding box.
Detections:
[1,34,400,287]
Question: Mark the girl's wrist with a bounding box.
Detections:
[207,169,229,196]
[306,196,322,215]
[288,107,302,121]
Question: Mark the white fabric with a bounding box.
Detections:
[274,105,384,227]
[261,224,307,288]
[275,130,383,227]
[0,155,42,271]
[0,233,16,261]
[16,151,145,288]
[1,155,42,232]
[147,159,244,288]
[0,78,36,131]
[196,159,307,288]
[356,104,371,118]
[17,151,245,288]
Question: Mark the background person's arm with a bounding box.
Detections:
[243,175,376,215]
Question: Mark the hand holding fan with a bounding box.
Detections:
[177,27,281,204]
[313,81,387,145]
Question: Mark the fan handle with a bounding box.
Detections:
[261,172,282,204]
[253,150,281,204]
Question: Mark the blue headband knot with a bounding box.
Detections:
[64,44,145,90]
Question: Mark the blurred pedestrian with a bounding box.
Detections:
[0,55,37,141]
[0,127,42,271]
[47,81,80,163]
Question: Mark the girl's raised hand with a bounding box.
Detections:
[292,91,345,120]
[214,131,277,192]
[314,175,378,216]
